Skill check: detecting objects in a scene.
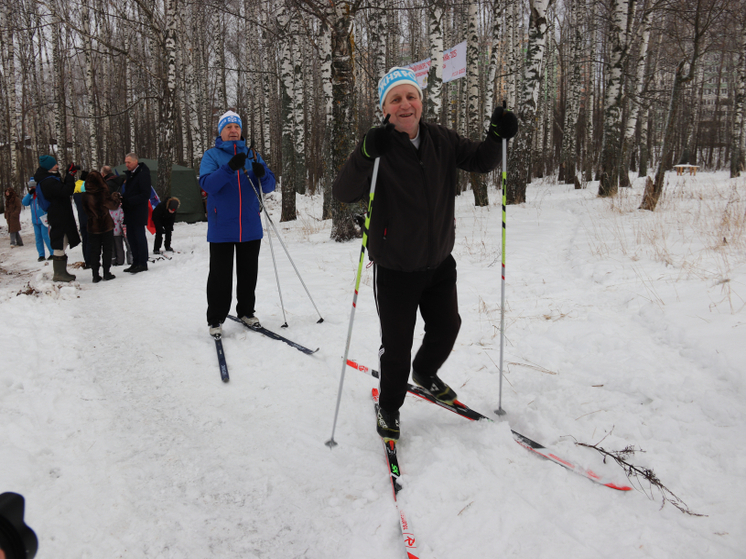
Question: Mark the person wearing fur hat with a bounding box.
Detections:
[199,110,276,337]
[3,186,23,247]
[34,155,81,282]
[151,197,180,254]
[333,66,519,441]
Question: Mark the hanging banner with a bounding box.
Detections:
[442,40,467,83]
[406,58,432,89]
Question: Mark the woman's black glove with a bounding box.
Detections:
[228,152,247,171]
[252,161,265,179]
[488,106,518,141]
[362,123,396,160]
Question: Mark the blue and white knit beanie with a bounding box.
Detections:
[217,110,242,135]
[377,67,423,111]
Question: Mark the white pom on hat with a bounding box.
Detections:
[218,110,242,135]
[377,67,423,111]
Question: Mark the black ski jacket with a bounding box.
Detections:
[332,121,502,272]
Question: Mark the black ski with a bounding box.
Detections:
[354,360,631,491]
[372,388,420,559]
[226,315,318,355]
[213,334,229,382]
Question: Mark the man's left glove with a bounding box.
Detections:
[252,161,265,179]
[488,106,518,141]
[67,163,81,174]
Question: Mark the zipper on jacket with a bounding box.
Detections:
[235,144,243,242]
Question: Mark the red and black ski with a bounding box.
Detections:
[356,360,631,492]
[372,388,420,559]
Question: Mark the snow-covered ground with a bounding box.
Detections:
[1,171,744,558]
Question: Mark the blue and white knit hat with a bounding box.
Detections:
[218,110,242,135]
[377,67,422,111]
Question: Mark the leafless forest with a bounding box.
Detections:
[1,0,744,236]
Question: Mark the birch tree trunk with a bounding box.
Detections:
[467,0,488,206]
[278,3,297,221]
[51,7,68,168]
[597,0,634,197]
[1,1,19,186]
[559,0,582,184]
[291,12,307,199]
[506,0,553,205]
[318,12,334,219]
[82,1,98,170]
[426,1,444,123]
[157,0,178,199]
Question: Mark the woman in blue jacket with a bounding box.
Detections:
[22,178,53,261]
[199,110,276,337]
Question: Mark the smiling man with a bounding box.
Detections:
[332,66,519,441]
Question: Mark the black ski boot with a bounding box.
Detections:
[412,371,458,405]
[376,405,400,441]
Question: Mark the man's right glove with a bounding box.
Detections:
[488,106,518,141]
[362,122,396,160]
[228,152,247,171]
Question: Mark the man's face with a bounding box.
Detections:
[125,157,137,172]
[220,123,242,142]
[382,84,422,139]
[50,164,59,173]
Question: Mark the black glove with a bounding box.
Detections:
[362,123,396,160]
[67,163,80,174]
[252,161,265,179]
[228,152,247,171]
[488,106,518,141]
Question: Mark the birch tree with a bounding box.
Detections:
[507,0,554,205]
[559,0,582,184]
[467,0,488,206]
[426,0,445,123]
[1,0,19,186]
[597,0,635,197]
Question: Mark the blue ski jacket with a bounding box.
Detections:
[22,191,48,225]
[199,137,275,243]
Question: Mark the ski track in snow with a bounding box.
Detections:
[1,172,745,558]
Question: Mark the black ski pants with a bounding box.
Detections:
[206,239,261,326]
[88,230,114,274]
[374,254,462,412]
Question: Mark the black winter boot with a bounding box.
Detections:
[52,255,76,282]
[92,267,102,283]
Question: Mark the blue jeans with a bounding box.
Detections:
[33,221,53,258]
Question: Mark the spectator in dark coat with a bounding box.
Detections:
[82,171,119,283]
[3,187,23,247]
[152,197,180,253]
[121,152,151,273]
[34,155,81,282]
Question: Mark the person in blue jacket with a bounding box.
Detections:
[22,178,53,261]
[199,110,276,337]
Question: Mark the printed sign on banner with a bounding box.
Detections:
[406,58,431,89]
[442,41,467,83]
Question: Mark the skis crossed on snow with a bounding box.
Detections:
[211,316,318,383]
[351,359,632,492]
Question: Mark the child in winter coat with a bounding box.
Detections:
[151,197,180,253]
[109,192,126,266]
[81,171,119,283]
[22,178,53,261]
[4,187,23,247]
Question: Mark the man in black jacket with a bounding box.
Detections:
[333,67,518,441]
[34,155,81,282]
[121,153,151,273]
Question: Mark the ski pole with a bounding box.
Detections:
[495,101,508,417]
[242,160,324,324]
[263,196,288,327]
[326,115,389,449]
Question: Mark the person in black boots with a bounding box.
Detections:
[34,156,81,282]
[121,153,151,274]
[82,171,119,283]
[152,197,180,254]
[199,110,275,337]
[333,67,518,441]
